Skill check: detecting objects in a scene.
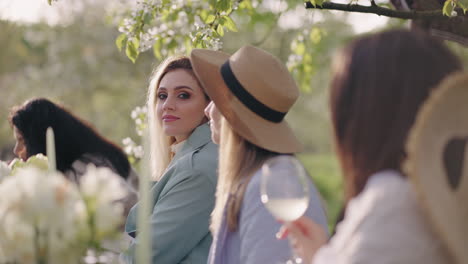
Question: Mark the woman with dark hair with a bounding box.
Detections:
[10,98,131,180]
[9,98,138,214]
[277,29,462,263]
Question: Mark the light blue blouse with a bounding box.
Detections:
[208,160,328,264]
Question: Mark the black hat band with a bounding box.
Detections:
[220,61,286,123]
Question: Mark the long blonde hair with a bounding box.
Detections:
[211,118,276,233]
[147,55,198,181]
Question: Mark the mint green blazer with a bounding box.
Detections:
[122,124,218,264]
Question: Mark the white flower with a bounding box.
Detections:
[80,165,127,204]
[79,165,128,237]
[210,38,223,51]
[0,168,86,263]
[0,161,10,181]
[194,16,205,29]
[133,145,144,159]
[10,154,49,175]
[122,137,134,146]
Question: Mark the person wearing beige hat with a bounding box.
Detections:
[277,29,463,264]
[190,45,328,264]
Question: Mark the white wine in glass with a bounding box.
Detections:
[261,155,309,264]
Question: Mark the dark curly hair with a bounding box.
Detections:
[9,98,131,179]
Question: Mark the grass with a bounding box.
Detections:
[298,153,344,232]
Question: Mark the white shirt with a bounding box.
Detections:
[313,170,451,264]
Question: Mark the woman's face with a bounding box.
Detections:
[204,101,222,144]
[13,126,27,160]
[156,69,209,143]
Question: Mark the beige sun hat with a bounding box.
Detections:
[190,45,303,153]
[405,72,468,264]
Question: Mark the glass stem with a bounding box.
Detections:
[286,222,303,264]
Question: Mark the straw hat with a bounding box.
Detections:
[405,72,468,264]
[190,45,303,153]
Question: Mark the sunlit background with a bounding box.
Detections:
[3,0,466,227]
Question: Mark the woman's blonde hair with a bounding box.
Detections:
[147,55,200,181]
[211,118,276,233]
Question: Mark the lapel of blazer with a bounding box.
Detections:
[149,123,212,205]
[170,123,212,163]
[126,123,212,235]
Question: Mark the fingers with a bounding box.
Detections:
[276,224,288,240]
[294,216,324,237]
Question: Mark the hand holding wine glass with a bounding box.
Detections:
[261,155,310,264]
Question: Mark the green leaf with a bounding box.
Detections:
[223,16,238,32]
[48,0,52,5]
[310,0,325,7]
[293,42,306,55]
[200,9,209,21]
[168,39,178,50]
[115,33,127,52]
[216,24,224,36]
[309,28,322,44]
[217,0,231,12]
[208,0,217,8]
[153,38,163,60]
[143,13,152,25]
[126,39,139,63]
[458,0,468,13]
[205,14,216,24]
[443,0,454,16]
[239,0,253,10]
[132,38,140,51]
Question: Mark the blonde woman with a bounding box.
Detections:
[122,56,218,263]
[190,45,328,264]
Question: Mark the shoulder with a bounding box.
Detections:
[192,141,218,173]
[318,170,449,263]
[350,170,412,216]
[342,170,412,227]
[244,167,262,199]
[166,141,218,185]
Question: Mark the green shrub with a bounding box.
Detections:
[298,153,343,232]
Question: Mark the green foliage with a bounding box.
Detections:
[114,0,244,61]
[459,0,468,13]
[126,38,140,63]
[309,0,326,7]
[443,0,455,16]
[115,33,127,52]
[0,7,153,159]
[288,28,327,92]
[298,153,343,232]
[442,0,468,16]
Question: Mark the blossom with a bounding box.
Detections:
[0,168,86,264]
[79,165,128,239]
[9,154,49,175]
[0,162,128,263]
[0,161,10,182]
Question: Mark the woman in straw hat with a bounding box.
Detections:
[122,56,218,263]
[277,29,463,263]
[190,45,328,264]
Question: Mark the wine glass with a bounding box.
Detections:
[261,155,309,264]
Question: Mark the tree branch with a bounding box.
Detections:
[304,1,446,20]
